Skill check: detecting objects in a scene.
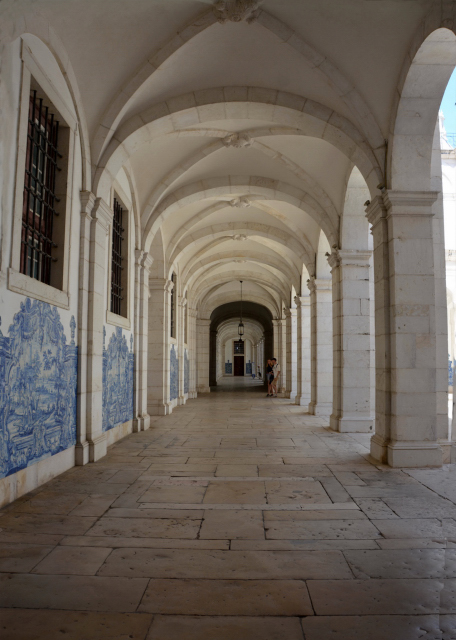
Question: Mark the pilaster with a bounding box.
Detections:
[294,296,311,407]
[307,277,333,417]
[196,317,211,393]
[76,193,113,464]
[284,308,297,401]
[148,277,173,415]
[132,250,153,432]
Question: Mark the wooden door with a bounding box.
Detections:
[233,356,244,376]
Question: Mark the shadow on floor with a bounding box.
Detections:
[211,376,267,393]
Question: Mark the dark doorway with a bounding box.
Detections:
[234,356,244,376]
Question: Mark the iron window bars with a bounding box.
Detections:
[234,340,245,354]
[111,198,124,315]
[21,90,60,285]
[170,273,176,338]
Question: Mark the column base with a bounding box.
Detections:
[132,415,151,432]
[189,391,197,399]
[88,434,107,462]
[437,440,456,464]
[178,395,187,406]
[197,386,211,393]
[295,394,311,407]
[148,403,173,416]
[330,414,374,433]
[308,401,332,417]
[75,441,90,466]
[370,435,443,468]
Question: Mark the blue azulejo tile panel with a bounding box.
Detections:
[102,327,134,432]
[0,298,77,479]
[449,354,454,387]
[170,344,178,401]
[246,360,252,375]
[225,360,232,374]
[184,349,189,395]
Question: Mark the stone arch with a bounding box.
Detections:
[390,28,456,191]
[92,88,383,201]
[91,7,384,165]
[141,177,338,253]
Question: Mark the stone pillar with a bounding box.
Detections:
[328,249,374,432]
[178,296,187,405]
[148,278,173,415]
[285,308,297,401]
[294,296,311,407]
[280,316,287,394]
[76,193,113,465]
[188,307,197,398]
[308,277,333,416]
[132,250,153,432]
[366,192,443,467]
[196,317,211,393]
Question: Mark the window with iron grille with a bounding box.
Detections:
[111,198,124,315]
[170,273,176,338]
[234,339,244,354]
[20,90,60,284]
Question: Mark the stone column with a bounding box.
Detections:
[294,296,311,407]
[308,277,333,416]
[285,308,297,401]
[366,192,443,467]
[148,278,173,416]
[196,317,211,393]
[76,193,113,465]
[280,316,287,394]
[328,249,374,432]
[188,307,198,398]
[132,250,153,432]
[178,296,187,405]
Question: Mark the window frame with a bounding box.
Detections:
[8,42,77,310]
[106,185,131,330]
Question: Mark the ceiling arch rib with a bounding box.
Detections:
[200,286,280,319]
[167,222,314,276]
[185,254,298,296]
[91,6,384,165]
[93,88,383,201]
[141,177,338,252]
[193,272,288,309]
[182,249,300,290]
[140,133,339,223]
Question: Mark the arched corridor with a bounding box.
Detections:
[1,386,456,638]
[3,0,456,635]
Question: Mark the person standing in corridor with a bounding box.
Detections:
[266,359,273,396]
[271,358,280,398]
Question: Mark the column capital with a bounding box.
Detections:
[307,276,316,294]
[383,190,438,215]
[91,197,113,233]
[178,295,188,308]
[338,249,372,267]
[294,295,311,308]
[80,190,97,218]
[365,195,387,228]
[134,249,154,272]
[196,318,211,326]
[284,307,297,318]
[326,246,340,269]
[149,277,173,292]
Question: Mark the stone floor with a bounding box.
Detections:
[2,378,456,639]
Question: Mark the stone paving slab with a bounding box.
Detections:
[146,615,305,640]
[301,615,445,640]
[307,578,442,615]
[98,548,353,579]
[0,609,154,640]
[0,574,149,611]
[138,578,313,615]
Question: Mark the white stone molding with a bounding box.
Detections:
[221,132,253,148]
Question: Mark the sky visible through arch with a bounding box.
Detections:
[441,68,456,137]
